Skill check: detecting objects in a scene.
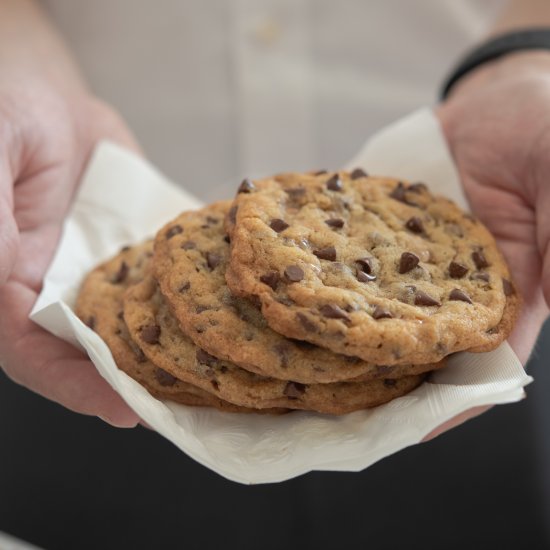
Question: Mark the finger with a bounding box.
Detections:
[540,207,550,308]
[0,193,19,285]
[0,280,140,428]
[542,250,550,310]
[507,286,549,365]
[82,98,143,158]
[0,157,19,285]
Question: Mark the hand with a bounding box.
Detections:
[426,51,550,439]
[0,78,142,427]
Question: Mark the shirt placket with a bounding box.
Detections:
[229,0,314,178]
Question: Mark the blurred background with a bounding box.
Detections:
[2,1,549,548]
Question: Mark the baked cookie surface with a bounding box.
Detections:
[124,274,426,415]
[75,242,282,413]
[225,172,520,365]
[153,201,443,382]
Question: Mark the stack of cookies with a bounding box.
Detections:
[76,170,519,415]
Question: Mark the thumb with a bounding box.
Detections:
[0,166,19,286]
[538,185,550,309]
[542,242,550,309]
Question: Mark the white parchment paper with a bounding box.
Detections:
[30,108,532,484]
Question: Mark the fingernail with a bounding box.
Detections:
[98,414,139,428]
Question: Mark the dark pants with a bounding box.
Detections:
[1,321,549,550]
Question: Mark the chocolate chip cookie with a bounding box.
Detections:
[75,242,283,413]
[225,172,520,365]
[153,201,443,383]
[123,274,426,414]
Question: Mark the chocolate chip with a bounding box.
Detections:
[414,290,440,307]
[285,187,306,198]
[376,365,394,375]
[289,338,316,351]
[399,252,420,274]
[383,379,397,387]
[296,312,317,332]
[313,246,337,261]
[356,257,374,274]
[134,347,147,363]
[117,310,124,320]
[211,380,220,391]
[390,182,406,201]
[326,174,343,191]
[223,235,230,244]
[283,381,306,398]
[249,296,262,310]
[449,289,473,304]
[325,218,345,229]
[196,305,210,313]
[166,225,183,239]
[390,181,407,203]
[351,168,368,179]
[449,261,468,279]
[112,261,129,284]
[203,366,215,378]
[86,316,96,330]
[179,282,190,292]
[314,169,328,175]
[471,271,490,282]
[436,342,448,355]
[405,217,424,234]
[373,305,393,319]
[390,182,415,205]
[357,270,376,282]
[228,205,238,224]
[140,324,161,344]
[155,368,177,387]
[196,348,218,367]
[487,326,499,335]
[270,218,289,233]
[319,304,350,321]
[260,271,280,290]
[273,343,290,368]
[277,296,295,306]
[408,182,428,193]
[206,216,219,225]
[472,249,489,269]
[206,252,221,270]
[238,178,255,193]
[503,278,515,296]
[285,265,304,282]
[181,240,196,250]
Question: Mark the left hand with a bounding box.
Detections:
[426,51,550,439]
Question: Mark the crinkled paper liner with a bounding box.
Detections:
[31,108,531,484]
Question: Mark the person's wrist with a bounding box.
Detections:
[437,50,550,158]
[444,50,550,100]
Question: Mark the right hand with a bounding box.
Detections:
[0,76,142,427]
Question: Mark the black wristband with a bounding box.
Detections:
[441,28,550,99]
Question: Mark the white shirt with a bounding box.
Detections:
[43,0,506,201]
